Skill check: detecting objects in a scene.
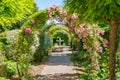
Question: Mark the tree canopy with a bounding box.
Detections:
[0,0,35,27]
[64,0,120,22]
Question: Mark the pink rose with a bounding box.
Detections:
[31,20,35,24]
[25,28,32,33]
[71,13,78,20]
[62,10,67,16]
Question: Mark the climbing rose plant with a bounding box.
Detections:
[67,13,78,32]
[31,19,35,24]
[48,5,108,70]
[48,5,67,22]
[74,23,108,70]
[16,27,34,79]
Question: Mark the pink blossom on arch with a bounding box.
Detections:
[79,25,84,33]
[48,9,51,14]
[99,47,103,53]
[105,40,109,45]
[50,6,54,10]
[62,10,67,16]
[67,16,71,21]
[69,28,73,32]
[103,40,109,47]
[57,18,63,22]
[82,38,86,43]
[55,6,60,11]
[94,52,97,57]
[83,44,88,50]
[97,29,104,35]
[74,29,79,34]
[53,5,56,9]
[99,37,103,42]
[71,13,78,20]
[95,66,100,70]
[77,39,80,42]
[59,9,63,15]
[89,32,93,37]
[63,18,67,23]
[87,48,92,53]
[93,42,98,48]
[83,30,88,37]
[31,20,35,24]
[71,21,76,27]
[49,15,53,20]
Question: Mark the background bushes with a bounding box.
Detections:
[34,32,51,62]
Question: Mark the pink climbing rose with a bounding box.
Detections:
[71,13,78,20]
[31,19,35,24]
[25,28,32,33]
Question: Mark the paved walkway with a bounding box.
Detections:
[40,51,75,75]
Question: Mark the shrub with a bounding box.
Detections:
[69,49,109,80]
[4,61,17,77]
[34,32,51,62]
[0,77,9,80]
[15,28,34,79]
[3,30,20,61]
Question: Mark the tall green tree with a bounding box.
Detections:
[63,0,120,80]
[0,0,35,29]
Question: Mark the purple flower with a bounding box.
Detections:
[25,28,32,33]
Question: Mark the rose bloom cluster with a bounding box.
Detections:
[73,24,108,53]
[48,5,67,22]
[73,24,108,70]
[24,28,32,34]
[67,13,78,32]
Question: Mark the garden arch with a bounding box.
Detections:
[20,8,73,52]
[20,5,108,58]
[46,25,71,46]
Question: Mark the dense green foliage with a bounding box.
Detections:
[64,0,120,22]
[47,25,71,41]
[21,9,49,31]
[69,49,109,80]
[0,0,45,79]
[34,30,51,62]
[0,0,35,28]
[0,77,9,80]
[53,32,69,46]
[4,61,17,77]
[116,33,120,79]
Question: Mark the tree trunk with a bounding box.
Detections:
[109,19,119,80]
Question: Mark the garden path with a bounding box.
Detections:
[41,51,75,75]
[39,51,79,80]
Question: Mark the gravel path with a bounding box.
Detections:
[39,52,79,80]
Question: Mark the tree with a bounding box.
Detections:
[9,2,38,30]
[0,0,35,29]
[63,0,120,80]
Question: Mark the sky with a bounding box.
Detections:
[35,0,64,10]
